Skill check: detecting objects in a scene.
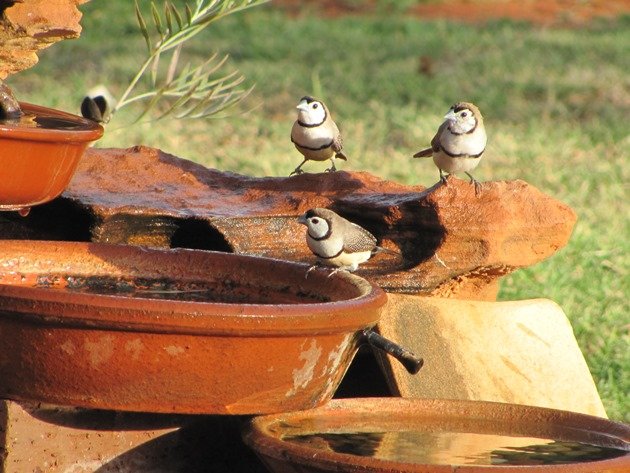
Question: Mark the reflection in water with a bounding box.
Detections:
[32,274,330,304]
[284,430,628,466]
[1,112,91,130]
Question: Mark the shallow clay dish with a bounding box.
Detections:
[0,102,103,211]
[0,240,386,414]
[243,398,630,473]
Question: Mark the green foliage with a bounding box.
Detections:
[106,0,268,125]
[12,7,629,420]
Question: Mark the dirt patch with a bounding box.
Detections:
[273,0,630,26]
[410,0,630,26]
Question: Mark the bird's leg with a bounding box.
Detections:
[326,266,347,278]
[466,172,482,195]
[439,169,448,185]
[290,159,307,176]
[325,159,337,173]
[305,264,320,279]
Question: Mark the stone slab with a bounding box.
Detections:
[375,294,607,417]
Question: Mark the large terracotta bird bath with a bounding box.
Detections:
[244,398,630,473]
[0,102,103,212]
[0,240,386,414]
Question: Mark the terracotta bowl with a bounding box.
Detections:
[0,240,386,414]
[243,398,630,473]
[0,102,103,211]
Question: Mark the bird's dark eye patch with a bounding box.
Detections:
[461,111,468,117]
[312,103,319,109]
[311,218,319,224]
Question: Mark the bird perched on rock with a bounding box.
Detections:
[290,96,347,175]
[298,208,396,276]
[413,102,486,193]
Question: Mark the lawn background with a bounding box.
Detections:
[9,1,628,420]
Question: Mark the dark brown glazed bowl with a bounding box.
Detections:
[0,102,103,211]
[243,398,630,473]
[0,240,386,414]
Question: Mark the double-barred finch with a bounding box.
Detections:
[290,96,347,175]
[298,208,395,277]
[80,85,116,123]
[413,102,487,194]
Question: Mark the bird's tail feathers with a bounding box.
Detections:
[374,246,401,256]
[413,148,432,158]
[335,151,348,161]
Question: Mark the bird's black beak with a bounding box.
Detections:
[297,214,307,225]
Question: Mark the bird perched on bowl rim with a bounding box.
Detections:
[290,96,347,175]
[80,84,116,123]
[297,208,397,277]
[413,102,487,194]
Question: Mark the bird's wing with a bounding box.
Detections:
[290,121,298,144]
[342,222,377,253]
[413,121,448,157]
[431,120,449,152]
[332,134,344,153]
[331,124,347,160]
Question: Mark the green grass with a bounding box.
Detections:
[9,2,628,420]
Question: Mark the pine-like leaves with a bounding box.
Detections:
[110,0,267,124]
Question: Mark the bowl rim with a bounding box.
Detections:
[243,398,630,472]
[0,240,387,335]
[0,102,103,142]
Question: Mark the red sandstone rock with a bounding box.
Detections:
[0,146,577,299]
[376,295,607,417]
[0,0,87,79]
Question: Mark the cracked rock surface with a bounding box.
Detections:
[0,0,87,79]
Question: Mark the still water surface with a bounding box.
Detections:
[284,430,628,466]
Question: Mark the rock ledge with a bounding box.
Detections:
[0,146,577,299]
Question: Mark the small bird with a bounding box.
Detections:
[413,102,487,193]
[80,85,116,123]
[298,208,395,277]
[290,96,347,175]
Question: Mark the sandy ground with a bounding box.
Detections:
[274,0,630,26]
